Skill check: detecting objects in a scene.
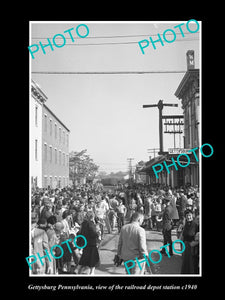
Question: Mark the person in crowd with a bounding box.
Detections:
[127,197,137,220]
[73,204,86,226]
[160,197,173,257]
[108,205,117,232]
[167,192,179,227]
[61,210,72,236]
[39,199,53,223]
[117,212,148,274]
[177,189,187,222]
[54,199,63,222]
[180,209,199,274]
[115,198,127,232]
[94,199,106,238]
[100,196,111,234]
[30,182,200,275]
[77,211,101,275]
[31,218,50,274]
[46,215,58,274]
[144,193,152,230]
[155,197,163,231]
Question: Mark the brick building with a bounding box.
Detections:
[174,50,200,186]
[30,80,47,189]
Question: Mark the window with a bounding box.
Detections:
[188,102,191,147]
[44,114,47,132]
[55,148,57,164]
[35,139,38,161]
[50,119,52,136]
[59,127,61,143]
[63,130,65,144]
[44,143,47,161]
[44,176,48,188]
[49,176,52,188]
[66,134,69,147]
[49,146,52,163]
[63,153,65,166]
[55,123,57,139]
[35,106,38,127]
[59,150,61,165]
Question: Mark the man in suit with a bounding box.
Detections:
[117,212,148,274]
[160,196,173,257]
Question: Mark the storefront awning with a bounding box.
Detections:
[137,152,199,174]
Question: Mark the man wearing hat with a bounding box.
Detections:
[160,196,173,257]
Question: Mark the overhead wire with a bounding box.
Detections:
[31,31,199,40]
[31,70,186,75]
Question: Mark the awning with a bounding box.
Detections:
[137,152,199,174]
[138,155,166,173]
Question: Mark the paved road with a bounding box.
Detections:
[94,227,182,275]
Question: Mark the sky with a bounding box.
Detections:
[30,21,200,174]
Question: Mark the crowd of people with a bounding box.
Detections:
[30,182,200,275]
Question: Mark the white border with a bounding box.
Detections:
[29,20,202,277]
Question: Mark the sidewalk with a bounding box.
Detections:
[94,228,182,275]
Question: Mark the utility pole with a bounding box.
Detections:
[143,100,178,154]
[147,148,160,158]
[127,158,134,182]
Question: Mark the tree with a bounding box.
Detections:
[69,150,99,186]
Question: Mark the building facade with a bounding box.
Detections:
[30,80,70,189]
[30,80,47,189]
[137,50,200,188]
[42,104,70,189]
[174,50,200,186]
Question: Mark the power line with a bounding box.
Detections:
[31,31,199,40]
[31,70,186,75]
[34,38,199,47]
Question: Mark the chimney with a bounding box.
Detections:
[186,50,195,70]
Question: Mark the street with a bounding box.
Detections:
[92,227,182,275]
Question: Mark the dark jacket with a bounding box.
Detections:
[162,206,172,231]
[80,220,98,247]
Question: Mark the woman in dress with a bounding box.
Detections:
[180,209,199,274]
[78,211,101,275]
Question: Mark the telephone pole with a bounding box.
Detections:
[147,148,160,159]
[143,100,178,154]
[127,158,134,182]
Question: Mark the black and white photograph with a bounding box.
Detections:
[26,19,209,294]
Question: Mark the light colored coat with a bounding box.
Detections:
[117,222,148,261]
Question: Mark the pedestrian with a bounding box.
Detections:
[39,199,53,223]
[77,211,101,275]
[46,215,58,274]
[177,189,187,222]
[167,192,179,226]
[100,196,111,234]
[31,218,50,274]
[160,196,173,257]
[144,194,152,229]
[155,197,163,231]
[128,197,137,220]
[117,212,148,274]
[116,198,127,232]
[180,209,199,274]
